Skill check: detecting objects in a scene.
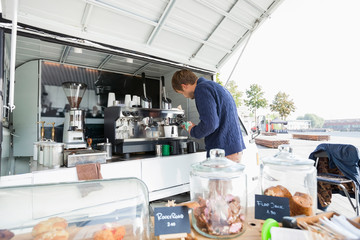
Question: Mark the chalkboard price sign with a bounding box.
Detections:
[154,206,191,236]
[254,194,290,222]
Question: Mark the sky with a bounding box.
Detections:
[220,0,360,121]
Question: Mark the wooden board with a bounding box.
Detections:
[255,138,289,148]
[292,134,330,141]
[261,132,277,136]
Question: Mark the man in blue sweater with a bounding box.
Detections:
[172,69,246,162]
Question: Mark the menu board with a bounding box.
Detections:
[255,194,290,222]
[154,206,191,236]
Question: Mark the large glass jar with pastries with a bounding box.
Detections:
[0,177,150,240]
[260,144,317,216]
[190,148,247,239]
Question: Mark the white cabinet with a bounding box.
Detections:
[141,152,205,192]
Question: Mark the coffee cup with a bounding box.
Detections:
[170,141,180,155]
[107,92,116,107]
[162,144,170,156]
[187,141,199,153]
[124,94,131,107]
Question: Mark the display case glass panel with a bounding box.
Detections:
[0,177,150,240]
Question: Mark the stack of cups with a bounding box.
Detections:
[132,95,138,107]
[124,94,131,107]
[107,92,116,107]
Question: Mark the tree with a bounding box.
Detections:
[215,73,243,107]
[270,92,295,120]
[297,113,324,128]
[244,84,268,123]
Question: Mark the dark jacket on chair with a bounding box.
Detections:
[309,143,360,190]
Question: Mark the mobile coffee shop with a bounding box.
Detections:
[0,0,284,239]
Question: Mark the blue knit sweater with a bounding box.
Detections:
[190,77,246,156]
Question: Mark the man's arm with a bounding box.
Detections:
[190,87,219,138]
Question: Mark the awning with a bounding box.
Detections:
[1,0,284,72]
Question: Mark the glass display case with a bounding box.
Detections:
[0,178,150,240]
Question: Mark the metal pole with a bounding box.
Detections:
[224,20,259,88]
[8,0,19,112]
[0,28,4,175]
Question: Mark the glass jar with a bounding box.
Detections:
[260,145,317,216]
[190,149,247,239]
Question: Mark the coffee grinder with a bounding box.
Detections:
[62,82,87,149]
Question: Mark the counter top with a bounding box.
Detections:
[0,152,207,201]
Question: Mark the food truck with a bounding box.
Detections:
[0,0,283,201]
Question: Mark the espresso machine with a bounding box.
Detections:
[104,106,187,158]
[62,82,87,149]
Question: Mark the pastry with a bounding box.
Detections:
[113,227,126,240]
[264,185,292,199]
[290,192,313,216]
[0,229,14,240]
[193,194,245,236]
[93,226,126,240]
[34,229,69,240]
[93,229,114,240]
[32,217,68,237]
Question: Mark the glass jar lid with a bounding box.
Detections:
[261,144,314,166]
[191,149,245,178]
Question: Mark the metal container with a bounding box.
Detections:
[35,141,64,168]
[141,72,152,108]
[43,142,51,167]
[190,149,247,238]
[64,149,107,167]
[155,144,162,156]
[161,76,172,109]
[49,142,64,168]
[260,145,317,216]
[97,139,112,160]
[33,142,39,161]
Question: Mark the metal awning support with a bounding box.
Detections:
[59,46,71,63]
[195,0,253,30]
[86,0,229,53]
[81,3,94,32]
[218,0,281,70]
[7,0,19,112]
[97,54,113,70]
[243,0,269,17]
[190,0,241,61]
[224,20,258,88]
[147,0,177,46]
[133,63,151,76]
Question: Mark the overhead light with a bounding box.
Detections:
[73,47,83,54]
[126,58,133,63]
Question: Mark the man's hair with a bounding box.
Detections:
[172,69,198,92]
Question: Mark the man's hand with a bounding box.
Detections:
[181,121,195,134]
